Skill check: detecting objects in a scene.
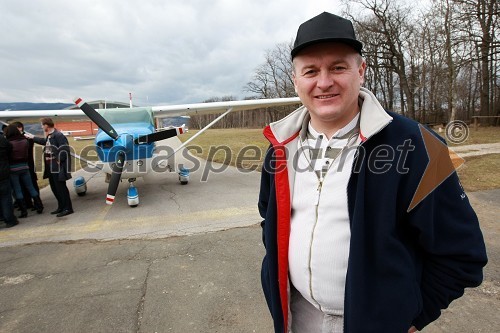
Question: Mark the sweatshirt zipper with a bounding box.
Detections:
[308,177,323,310]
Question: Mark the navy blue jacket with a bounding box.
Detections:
[33,129,72,181]
[259,109,487,332]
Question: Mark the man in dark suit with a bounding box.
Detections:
[26,118,73,217]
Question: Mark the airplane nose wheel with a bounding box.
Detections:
[127,179,139,207]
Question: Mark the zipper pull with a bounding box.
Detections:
[316,179,323,205]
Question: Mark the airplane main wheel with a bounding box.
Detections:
[73,176,87,196]
[127,184,139,207]
[179,167,189,185]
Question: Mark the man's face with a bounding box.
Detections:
[41,123,49,133]
[293,42,366,132]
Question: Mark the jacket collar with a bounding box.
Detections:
[265,87,393,145]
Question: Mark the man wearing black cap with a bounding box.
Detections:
[259,12,486,333]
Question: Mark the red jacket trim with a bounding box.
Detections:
[359,131,367,142]
[263,125,299,332]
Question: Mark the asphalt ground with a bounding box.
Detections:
[0,138,498,332]
[0,137,261,246]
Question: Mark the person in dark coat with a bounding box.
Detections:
[0,130,18,227]
[5,124,44,218]
[26,117,73,217]
[12,121,40,210]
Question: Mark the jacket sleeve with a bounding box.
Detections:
[32,136,46,146]
[258,146,274,247]
[409,170,487,330]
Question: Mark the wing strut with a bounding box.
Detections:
[156,107,233,167]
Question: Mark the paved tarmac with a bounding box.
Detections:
[0,139,499,332]
[0,138,262,247]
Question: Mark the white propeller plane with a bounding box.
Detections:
[0,97,300,207]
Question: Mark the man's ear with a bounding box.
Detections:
[359,61,367,85]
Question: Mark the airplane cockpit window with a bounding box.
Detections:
[98,140,114,149]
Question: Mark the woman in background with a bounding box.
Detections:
[5,124,43,217]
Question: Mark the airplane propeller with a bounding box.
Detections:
[74,97,119,140]
[106,151,125,205]
[73,97,186,205]
[134,126,184,144]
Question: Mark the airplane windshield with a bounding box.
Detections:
[98,140,114,149]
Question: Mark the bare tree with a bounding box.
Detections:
[244,41,296,99]
[344,0,418,118]
[454,0,499,119]
[243,0,497,125]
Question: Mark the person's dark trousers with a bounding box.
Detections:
[22,185,34,209]
[22,169,39,210]
[0,178,18,226]
[29,168,39,192]
[48,173,73,212]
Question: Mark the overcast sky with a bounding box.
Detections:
[0,0,344,106]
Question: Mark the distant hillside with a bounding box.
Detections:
[0,102,73,111]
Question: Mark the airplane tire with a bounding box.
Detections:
[180,181,188,185]
[77,192,86,197]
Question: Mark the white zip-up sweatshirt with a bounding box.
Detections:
[288,114,360,315]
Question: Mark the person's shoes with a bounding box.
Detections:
[18,201,28,218]
[6,220,19,228]
[33,196,44,214]
[56,210,73,217]
[51,209,63,215]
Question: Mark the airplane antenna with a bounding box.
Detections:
[129,92,132,108]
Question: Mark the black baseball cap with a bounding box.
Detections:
[291,12,363,59]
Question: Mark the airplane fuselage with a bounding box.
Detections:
[95,122,157,179]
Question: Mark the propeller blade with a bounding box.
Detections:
[74,97,119,140]
[134,126,185,144]
[106,151,126,205]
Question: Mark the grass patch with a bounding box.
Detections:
[180,129,270,171]
[436,126,500,146]
[457,154,500,192]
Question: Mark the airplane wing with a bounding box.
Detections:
[151,97,301,117]
[0,97,301,119]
